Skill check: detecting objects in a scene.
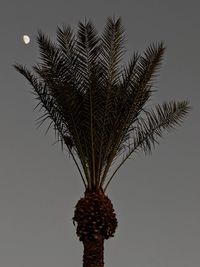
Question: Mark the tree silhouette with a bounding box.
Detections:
[14,17,190,267]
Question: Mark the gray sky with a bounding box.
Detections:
[0,0,199,266]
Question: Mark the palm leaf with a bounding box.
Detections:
[99,42,166,186]
[13,63,89,187]
[103,100,191,191]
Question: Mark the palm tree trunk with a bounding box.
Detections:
[73,190,117,267]
[83,236,104,267]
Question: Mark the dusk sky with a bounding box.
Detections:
[0,0,199,266]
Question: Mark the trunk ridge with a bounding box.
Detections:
[83,235,104,267]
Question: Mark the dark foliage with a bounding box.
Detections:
[14,17,190,191]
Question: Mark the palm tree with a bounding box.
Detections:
[14,17,190,267]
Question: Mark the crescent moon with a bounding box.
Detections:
[23,35,30,44]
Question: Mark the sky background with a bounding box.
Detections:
[0,0,199,266]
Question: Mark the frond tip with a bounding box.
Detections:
[133,100,191,154]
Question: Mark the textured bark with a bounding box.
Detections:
[73,190,117,267]
[83,236,104,267]
[73,190,117,242]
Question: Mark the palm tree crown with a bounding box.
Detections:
[14,17,190,192]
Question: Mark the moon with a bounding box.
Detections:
[23,35,30,44]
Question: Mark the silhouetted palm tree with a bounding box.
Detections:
[14,17,190,267]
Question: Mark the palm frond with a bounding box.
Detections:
[103,100,191,191]
[94,17,126,184]
[75,20,103,187]
[76,19,100,72]
[99,43,165,186]
[14,64,88,187]
[101,16,125,86]
[115,43,166,157]
[33,32,92,185]
[126,42,166,120]
[14,64,66,136]
[56,24,76,57]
